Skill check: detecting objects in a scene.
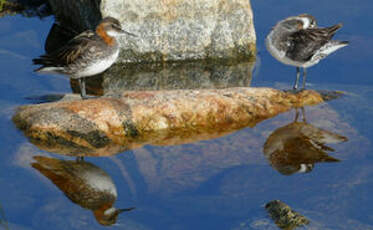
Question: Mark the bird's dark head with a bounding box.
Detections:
[275,163,314,176]
[297,14,317,28]
[278,14,317,32]
[95,206,135,226]
[97,17,136,37]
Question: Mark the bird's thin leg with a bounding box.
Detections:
[302,68,307,89]
[78,78,87,99]
[293,67,300,90]
[76,156,84,162]
[301,107,306,122]
[294,108,300,122]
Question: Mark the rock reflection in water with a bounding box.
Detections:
[31,156,134,226]
[263,108,347,175]
[69,59,255,97]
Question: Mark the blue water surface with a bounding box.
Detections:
[1,0,373,230]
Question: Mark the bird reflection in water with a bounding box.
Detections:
[263,107,347,175]
[31,156,134,226]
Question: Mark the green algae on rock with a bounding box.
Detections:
[265,200,309,230]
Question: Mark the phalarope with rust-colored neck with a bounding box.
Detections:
[33,17,136,99]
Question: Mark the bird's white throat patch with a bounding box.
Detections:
[107,30,122,37]
[104,207,116,216]
[299,17,311,29]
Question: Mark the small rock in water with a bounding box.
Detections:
[265,200,309,229]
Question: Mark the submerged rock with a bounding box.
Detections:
[13,88,329,156]
[0,0,51,18]
[46,0,256,62]
[265,200,309,230]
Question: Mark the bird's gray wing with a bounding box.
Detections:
[33,31,98,67]
[286,24,342,62]
[53,31,98,65]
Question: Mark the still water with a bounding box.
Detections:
[1,0,373,229]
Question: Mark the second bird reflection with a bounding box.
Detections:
[31,156,134,226]
[263,108,348,175]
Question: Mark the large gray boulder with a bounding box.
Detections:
[47,0,256,62]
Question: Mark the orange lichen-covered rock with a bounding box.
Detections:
[13,88,330,156]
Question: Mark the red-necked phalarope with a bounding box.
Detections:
[266,14,349,89]
[33,17,136,99]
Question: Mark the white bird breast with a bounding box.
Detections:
[83,169,118,196]
[77,49,119,77]
[265,31,304,67]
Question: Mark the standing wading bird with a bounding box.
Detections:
[266,14,349,90]
[33,17,136,99]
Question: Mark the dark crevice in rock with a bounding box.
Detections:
[66,130,111,149]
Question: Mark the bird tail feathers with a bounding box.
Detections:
[34,66,64,73]
[328,23,343,34]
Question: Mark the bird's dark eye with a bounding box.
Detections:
[284,20,300,28]
[112,24,121,30]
